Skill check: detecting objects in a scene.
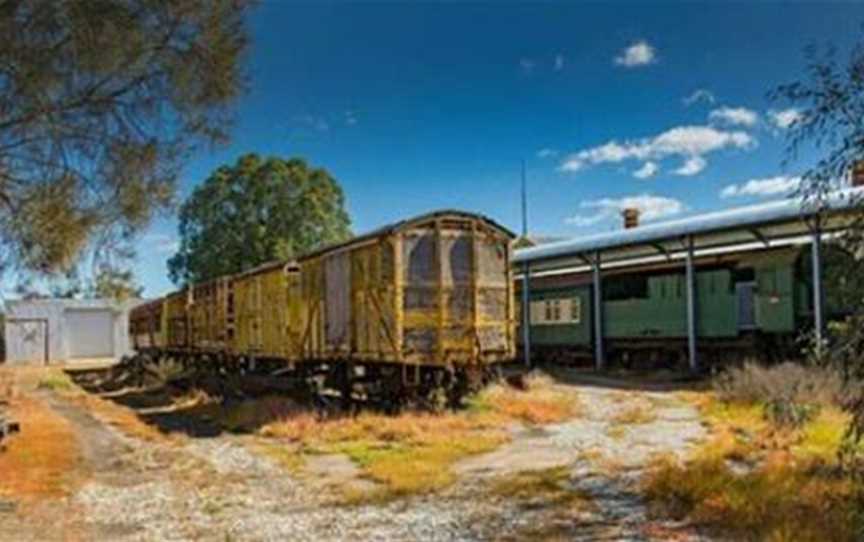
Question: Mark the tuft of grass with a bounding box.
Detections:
[36,371,77,393]
[467,373,581,425]
[256,443,305,474]
[642,391,861,541]
[491,466,591,508]
[610,402,657,426]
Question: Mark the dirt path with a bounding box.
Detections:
[455,381,708,540]
[7,375,711,541]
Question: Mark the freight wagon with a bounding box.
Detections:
[129,210,515,406]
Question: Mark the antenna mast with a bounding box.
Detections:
[520,158,528,237]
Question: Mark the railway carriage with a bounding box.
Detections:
[128,210,516,404]
[515,189,864,369]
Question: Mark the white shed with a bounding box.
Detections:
[3,299,142,366]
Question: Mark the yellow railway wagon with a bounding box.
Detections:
[232,261,306,361]
[129,299,165,350]
[163,289,191,349]
[189,277,233,351]
[299,210,515,367]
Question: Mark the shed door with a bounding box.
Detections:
[7,320,48,365]
[66,309,114,359]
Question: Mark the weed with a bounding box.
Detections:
[36,372,76,393]
[468,373,580,425]
[610,403,657,426]
[491,466,590,508]
[642,391,861,541]
[714,361,846,408]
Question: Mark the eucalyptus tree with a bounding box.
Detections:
[0,0,253,275]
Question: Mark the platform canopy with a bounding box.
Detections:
[513,188,864,373]
[514,189,863,273]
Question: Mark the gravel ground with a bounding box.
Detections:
[23,377,712,541]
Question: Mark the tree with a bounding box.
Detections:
[0,1,253,276]
[88,265,143,301]
[168,154,352,284]
[772,38,864,463]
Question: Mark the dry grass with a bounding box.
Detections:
[66,388,166,442]
[489,467,595,540]
[264,411,508,496]
[0,396,80,499]
[642,392,861,541]
[610,402,657,426]
[257,372,580,498]
[468,373,581,425]
[491,466,591,508]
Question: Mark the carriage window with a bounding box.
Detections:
[571,297,581,323]
[605,275,648,300]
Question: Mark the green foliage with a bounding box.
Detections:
[764,398,820,429]
[168,154,352,284]
[772,34,864,466]
[88,266,144,301]
[0,1,253,275]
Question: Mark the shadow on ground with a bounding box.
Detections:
[64,365,321,439]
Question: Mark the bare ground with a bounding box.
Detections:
[1,369,713,541]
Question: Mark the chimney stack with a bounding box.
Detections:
[622,208,640,229]
[852,160,864,187]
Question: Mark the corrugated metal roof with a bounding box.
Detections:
[513,189,863,265]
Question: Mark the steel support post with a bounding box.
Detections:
[685,235,699,372]
[811,227,825,357]
[521,262,532,368]
[592,252,605,370]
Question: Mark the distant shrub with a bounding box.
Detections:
[714,361,847,409]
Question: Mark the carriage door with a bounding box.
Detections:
[736,282,757,331]
[324,252,352,353]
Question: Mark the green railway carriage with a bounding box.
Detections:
[515,187,864,370]
[519,247,842,366]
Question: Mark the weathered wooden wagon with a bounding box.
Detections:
[128,210,516,405]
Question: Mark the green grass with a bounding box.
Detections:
[36,372,76,393]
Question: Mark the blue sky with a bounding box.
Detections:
[136,1,864,296]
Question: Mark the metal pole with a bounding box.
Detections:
[520,159,528,238]
[685,235,699,372]
[521,263,532,368]
[811,227,824,356]
[519,159,532,368]
[592,252,605,370]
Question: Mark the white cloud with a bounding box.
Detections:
[614,40,656,67]
[145,234,179,255]
[537,148,558,159]
[554,54,565,71]
[683,89,715,107]
[297,115,330,133]
[519,57,536,74]
[566,194,685,227]
[721,175,801,198]
[673,155,706,176]
[767,108,802,130]
[709,106,759,127]
[344,111,358,126]
[559,125,755,174]
[633,161,659,179]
